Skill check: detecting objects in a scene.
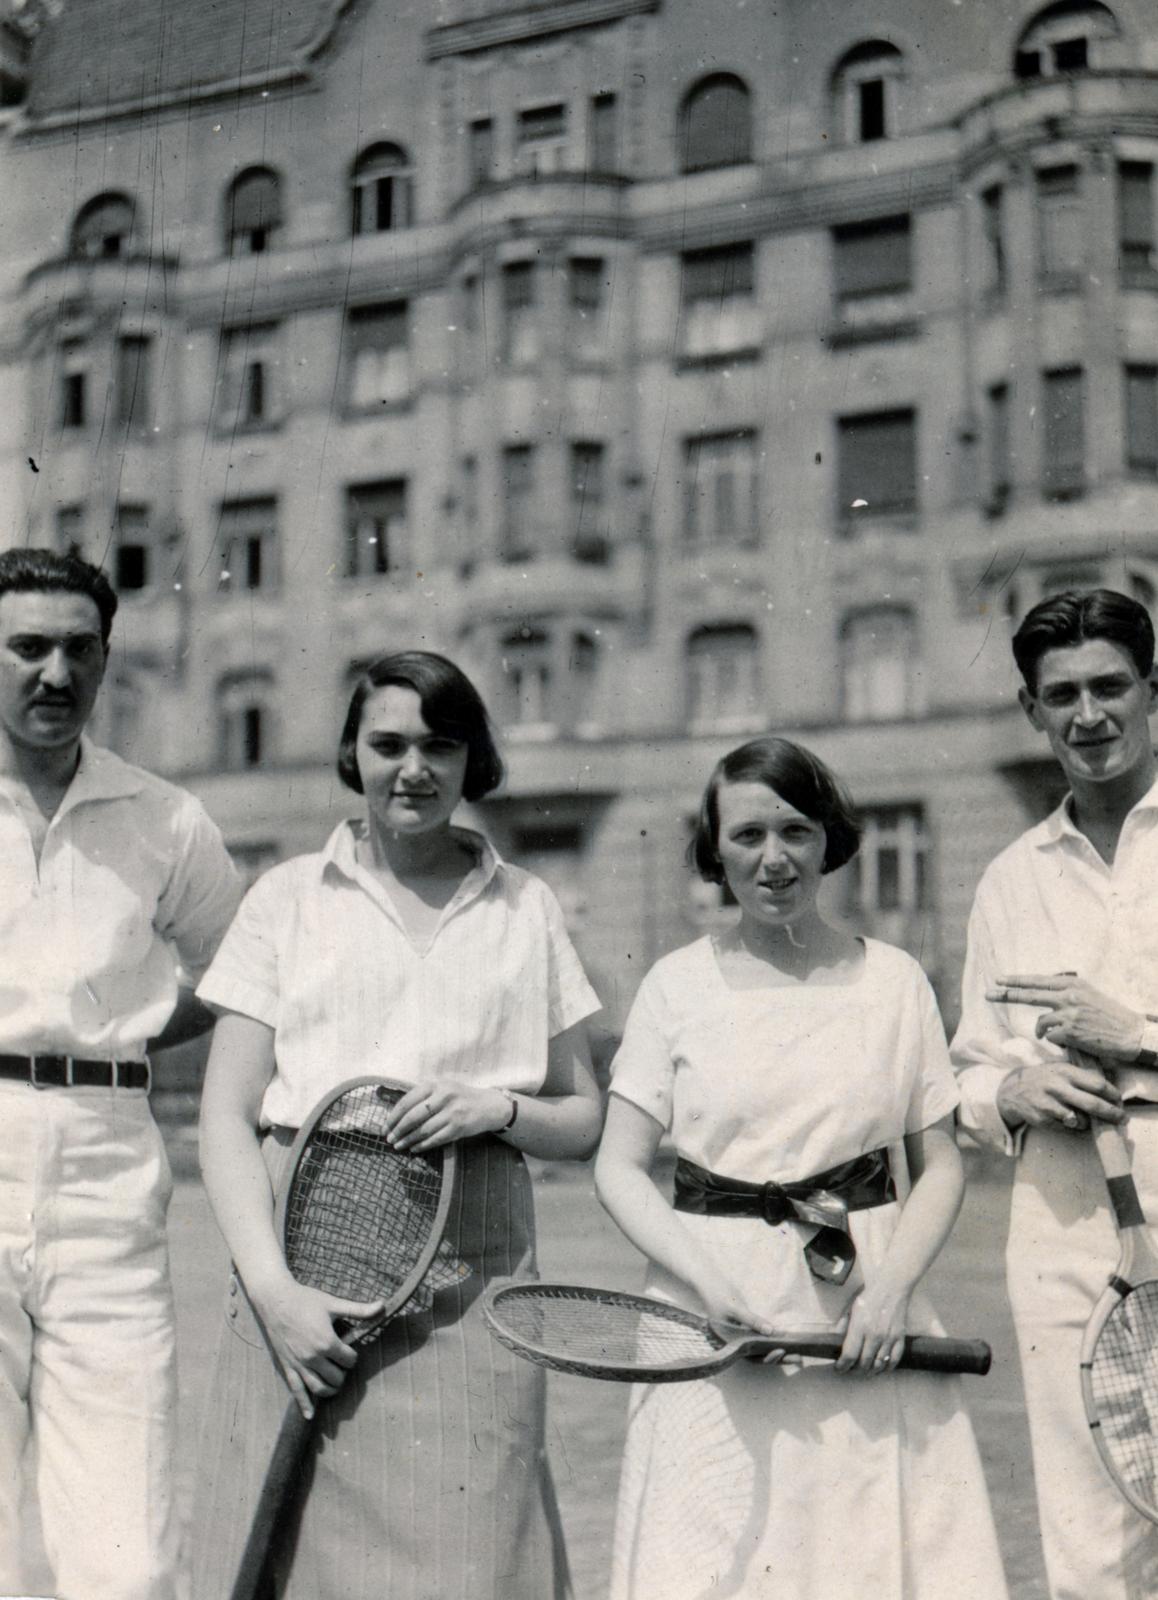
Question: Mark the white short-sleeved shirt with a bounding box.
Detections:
[611,936,958,1183]
[0,738,241,1059]
[198,820,601,1128]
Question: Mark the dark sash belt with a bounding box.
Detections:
[673,1148,896,1287]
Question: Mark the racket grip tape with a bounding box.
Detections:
[229,1401,316,1600]
[1105,1174,1147,1230]
[901,1335,991,1376]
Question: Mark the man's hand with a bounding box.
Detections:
[995,1057,1124,1133]
[987,973,1145,1063]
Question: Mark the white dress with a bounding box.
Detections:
[607,936,1009,1600]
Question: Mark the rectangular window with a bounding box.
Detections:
[115,335,151,430]
[858,79,887,143]
[461,455,478,529]
[114,504,152,592]
[469,118,494,188]
[217,497,279,593]
[568,257,606,362]
[837,409,918,523]
[851,806,930,917]
[1126,365,1158,476]
[589,93,617,172]
[683,431,761,549]
[344,480,408,579]
[516,103,568,175]
[345,302,410,409]
[219,324,279,428]
[832,215,911,299]
[501,262,537,365]
[501,444,536,560]
[1037,165,1084,281]
[1119,162,1155,278]
[1042,367,1085,498]
[60,345,86,430]
[55,503,85,554]
[981,185,1006,296]
[987,383,1011,511]
[681,242,757,357]
[570,441,607,560]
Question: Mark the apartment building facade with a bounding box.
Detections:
[1,0,1157,1027]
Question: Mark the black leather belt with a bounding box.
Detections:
[673,1148,895,1287]
[0,1054,149,1090]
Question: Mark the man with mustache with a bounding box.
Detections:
[952,587,1158,1599]
[0,547,241,1600]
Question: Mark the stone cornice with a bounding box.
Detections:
[425,0,659,61]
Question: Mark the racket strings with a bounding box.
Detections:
[1090,1282,1158,1513]
[494,1288,724,1369]
[283,1084,453,1338]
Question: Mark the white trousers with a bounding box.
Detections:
[0,1081,178,1600]
[1007,1110,1158,1600]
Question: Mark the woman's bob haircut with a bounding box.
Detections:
[690,736,862,883]
[337,650,505,802]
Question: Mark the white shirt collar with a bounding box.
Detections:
[1032,773,1158,850]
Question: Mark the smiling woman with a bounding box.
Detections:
[192,648,603,1600]
[593,735,1009,1600]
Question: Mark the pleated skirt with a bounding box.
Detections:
[190,1133,571,1600]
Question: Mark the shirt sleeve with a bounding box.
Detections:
[950,884,1030,1157]
[537,879,602,1036]
[195,870,282,1027]
[608,968,675,1132]
[904,968,961,1135]
[155,796,243,983]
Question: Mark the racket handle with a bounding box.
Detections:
[749,1332,992,1375]
[900,1335,992,1375]
[230,1400,316,1600]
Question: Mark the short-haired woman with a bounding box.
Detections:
[192,651,601,1599]
[595,736,1008,1600]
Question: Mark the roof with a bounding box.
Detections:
[25,0,351,122]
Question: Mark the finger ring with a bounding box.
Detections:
[1063,1112,1080,1128]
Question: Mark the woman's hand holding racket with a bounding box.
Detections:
[248,1273,385,1419]
[691,1269,785,1366]
[836,1278,912,1375]
[385,1078,516,1151]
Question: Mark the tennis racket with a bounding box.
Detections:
[482,1282,992,1382]
[1072,1048,1158,1524]
[230,1076,462,1600]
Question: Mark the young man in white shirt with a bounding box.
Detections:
[953,587,1158,1600]
[0,548,241,1600]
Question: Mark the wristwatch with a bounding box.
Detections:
[498,1090,520,1131]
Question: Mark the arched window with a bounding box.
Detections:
[840,606,924,722]
[351,143,414,235]
[217,670,274,770]
[830,41,905,145]
[1014,2,1121,78]
[225,167,282,255]
[686,624,759,729]
[500,624,553,731]
[678,75,752,173]
[70,192,136,260]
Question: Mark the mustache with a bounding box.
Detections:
[30,692,76,705]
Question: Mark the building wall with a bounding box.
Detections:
[2,0,1158,1031]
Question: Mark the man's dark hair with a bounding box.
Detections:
[689,735,862,883]
[1012,588,1155,693]
[0,546,118,648]
[337,650,504,802]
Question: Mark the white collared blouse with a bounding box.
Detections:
[0,738,241,1059]
[952,779,1158,1153]
[197,820,601,1129]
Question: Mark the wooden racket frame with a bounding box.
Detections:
[230,1075,459,1600]
[483,1281,992,1382]
[1072,1049,1158,1525]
